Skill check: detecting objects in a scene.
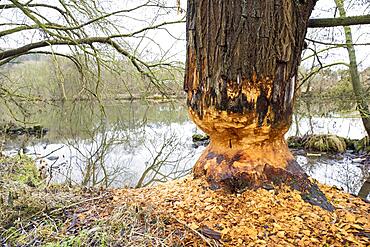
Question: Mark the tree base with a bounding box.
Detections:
[193,138,335,212]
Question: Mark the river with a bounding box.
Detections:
[1,98,369,198]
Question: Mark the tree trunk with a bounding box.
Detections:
[358,176,370,201]
[335,0,370,137]
[58,80,68,102]
[184,0,333,211]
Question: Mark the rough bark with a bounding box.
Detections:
[185,0,333,211]
[185,0,313,122]
[335,0,370,137]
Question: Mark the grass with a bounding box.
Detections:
[0,155,42,186]
[0,155,187,246]
[304,134,347,153]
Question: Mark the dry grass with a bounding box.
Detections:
[0,155,189,246]
[304,135,347,153]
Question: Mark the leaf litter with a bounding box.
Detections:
[111,176,369,246]
[1,171,369,246]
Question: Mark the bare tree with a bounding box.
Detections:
[135,130,194,188]
[0,0,186,102]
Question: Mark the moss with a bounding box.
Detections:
[192,133,209,142]
[0,155,72,237]
[304,134,346,153]
[0,155,42,187]
[344,138,358,150]
[354,136,370,153]
[287,136,304,148]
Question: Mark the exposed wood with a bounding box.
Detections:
[185,0,333,211]
[185,0,315,176]
[308,14,370,28]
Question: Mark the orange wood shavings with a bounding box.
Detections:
[112,176,370,246]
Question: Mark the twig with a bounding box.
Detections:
[49,192,111,215]
[34,145,65,160]
[2,193,111,243]
[171,216,218,247]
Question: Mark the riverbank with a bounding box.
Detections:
[193,133,370,154]
[1,156,369,246]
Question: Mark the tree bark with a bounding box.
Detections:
[335,0,370,137]
[185,0,333,211]
[358,176,370,201]
[308,14,370,28]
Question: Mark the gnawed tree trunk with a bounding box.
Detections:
[184,0,333,211]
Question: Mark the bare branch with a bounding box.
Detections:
[308,15,370,28]
[306,38,370,46]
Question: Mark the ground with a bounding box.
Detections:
[1,156,369,246]
[111,176,369,246]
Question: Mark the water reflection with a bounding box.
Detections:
[1,98,369,199]
[290,98,367,139]
[295,152,368,196]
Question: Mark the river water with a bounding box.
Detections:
[2,98,369,198]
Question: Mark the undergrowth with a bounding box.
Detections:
[0,155,179,246]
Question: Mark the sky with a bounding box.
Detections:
[0,0,369,70]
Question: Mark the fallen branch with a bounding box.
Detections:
[171,216,220,247]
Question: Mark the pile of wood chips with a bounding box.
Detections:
[111,176,369,246]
